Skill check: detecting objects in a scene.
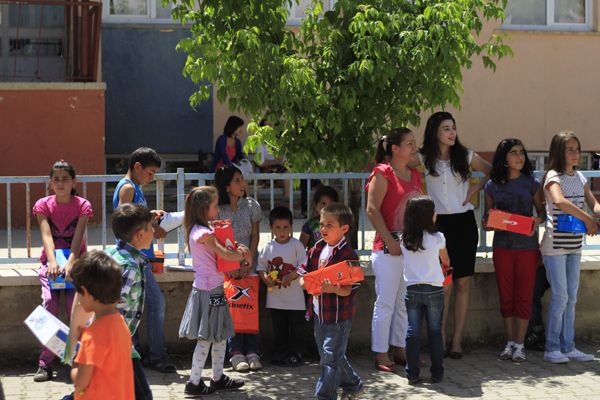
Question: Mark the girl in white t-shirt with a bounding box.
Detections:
[400,195,450,384]
[540,131,600,364]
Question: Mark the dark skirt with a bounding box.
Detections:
[436,210,479,279]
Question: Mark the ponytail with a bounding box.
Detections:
[374,128,413,164]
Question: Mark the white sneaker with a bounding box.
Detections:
[543,351,569,364]
[563,348,594,362]
[247,353,262,371]
[512,347,526,363]
[231,354,250,371]
[498,343,513,360]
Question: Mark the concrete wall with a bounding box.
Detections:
[0,83,106,228]
[3,262,600,360]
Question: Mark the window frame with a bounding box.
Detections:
[102,0,175,24]
[502,0,593,31]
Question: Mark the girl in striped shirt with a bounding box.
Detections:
[541,131,600,364]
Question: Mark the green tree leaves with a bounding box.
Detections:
[169,0,511,172]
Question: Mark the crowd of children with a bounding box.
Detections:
[29,121,600,398]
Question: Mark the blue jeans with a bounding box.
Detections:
[543,253,581,353]
[144,267,167,360]
[228,333,259,356]
[405,284,444,381]
[313,319,362,400]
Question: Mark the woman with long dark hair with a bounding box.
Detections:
[367,128,423,372]
[211,116,247,172]
[415,112,491,358]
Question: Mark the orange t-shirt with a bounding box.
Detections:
[74,312,134,400]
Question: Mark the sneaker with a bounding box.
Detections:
[407,376,422,385]
[231,354,249,372]
[184,380,215,396]
[543,350,569,364]
[498,343,514,360]
[210,374,245,391]
[563,348,594,362]
[247,353,262,371]
[33,366,53,382]
[512,347,526,363]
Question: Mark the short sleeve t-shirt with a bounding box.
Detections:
[256,238,307,310]
[301,216,321,249]
[366,163,423,252]
[218,196,262,270]
[32,195,93,264]
[189,224,224,291]
[74,312,134,400]
[401,231,446,287]
[484,174,541,250]
[541,170,587,256]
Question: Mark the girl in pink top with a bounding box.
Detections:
[179,186,252,396]
[366,128,422,372]
[32,160,93,383]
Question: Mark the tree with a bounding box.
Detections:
[171,0,511,172]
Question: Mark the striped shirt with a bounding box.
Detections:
[541,170,586,256]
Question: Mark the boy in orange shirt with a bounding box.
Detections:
[69,250,134,399]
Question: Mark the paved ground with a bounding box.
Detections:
[2,344,600,399]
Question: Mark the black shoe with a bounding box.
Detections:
[184,380,215,396]
[33,366,53,382]
[431,376,443,383]
[210,374,245,391]
[285,353,303,366]
[408,376,422,385]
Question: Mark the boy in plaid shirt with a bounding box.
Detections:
[297,203,363,400]
[106,204,155,400]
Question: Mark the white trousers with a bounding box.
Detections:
[371,251,407,352]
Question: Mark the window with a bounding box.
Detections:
[103,0,174,22]
[287,0,336,25]
[503,0,592,30]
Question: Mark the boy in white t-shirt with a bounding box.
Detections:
[257,206,307,365]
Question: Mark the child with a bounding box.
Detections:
[256,206,307,366]
[300,186,339,249]
[112,147,176,373]
[179,186,250,396]
[540,131,600,363]
[483,138,544,363]
[297,203,362,400]
[105,204,155,399]
[69,251,134,399]
[214,165,263,371]
[400,196,449,384]
[33,160,93,382]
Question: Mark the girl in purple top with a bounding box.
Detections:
[179,186,252,396]
[483,139,544,363]
[32,160,93,382]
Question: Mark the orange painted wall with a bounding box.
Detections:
[0,83,106,228]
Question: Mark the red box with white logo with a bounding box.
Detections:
[303,260,365,295]
[213,219,241,272]
[487,209,534,236]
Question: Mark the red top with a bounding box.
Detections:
[366,163,423,252]
[214,143,237,171]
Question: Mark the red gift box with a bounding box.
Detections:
[487,209,534,236]
[303,260,364,295]
[213,219,241,272]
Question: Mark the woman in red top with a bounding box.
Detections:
[211,116,247,172]
[367,128,423,372]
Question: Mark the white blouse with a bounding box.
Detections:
[418,150,474,215]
